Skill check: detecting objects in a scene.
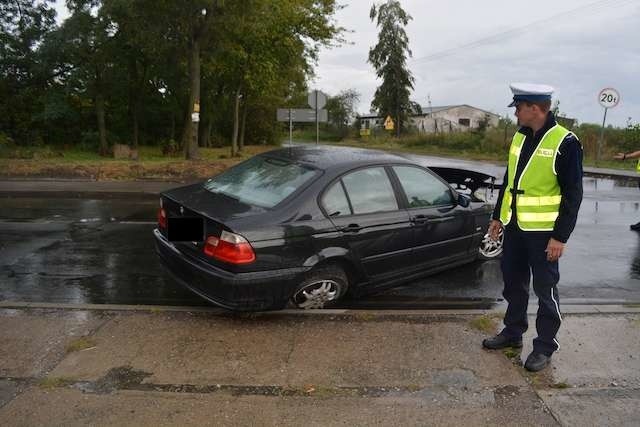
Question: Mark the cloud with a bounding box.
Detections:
[314,0,640,126]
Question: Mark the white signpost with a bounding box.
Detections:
[597,87,620,165]
[277,90,329,146]
[308,90,327,144]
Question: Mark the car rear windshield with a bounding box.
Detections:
[203,155,318,208]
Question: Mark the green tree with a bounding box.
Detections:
[0,0,57,145]
[58,0,119,154]
[368,0,415,137]
[326,89,360,135]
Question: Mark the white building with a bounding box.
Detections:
[359,104,501,133]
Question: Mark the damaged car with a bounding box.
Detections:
[154,145,501,311]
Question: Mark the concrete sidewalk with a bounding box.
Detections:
[1,307,638,426]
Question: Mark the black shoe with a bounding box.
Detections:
[631,222,640,231]
[482,334,523,350]
[524,352,551,372]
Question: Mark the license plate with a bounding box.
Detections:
[167,217,204,242]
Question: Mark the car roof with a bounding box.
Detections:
[263,145,413,173]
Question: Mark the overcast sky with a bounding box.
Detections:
[312,0,639,126]
[54,0,639,126]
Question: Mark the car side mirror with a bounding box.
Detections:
[457,193,470,207]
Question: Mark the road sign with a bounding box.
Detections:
[308,90,327,110]
[191,112,200,123]
[384,115,395,130]
[598,88,620,109]
[596,87,621,166]
[277,108,328,123]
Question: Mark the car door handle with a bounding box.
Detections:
[410,215,429,224]
[429,216,456,223]
[341,224,362,233]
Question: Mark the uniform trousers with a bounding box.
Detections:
[500,225,562,356]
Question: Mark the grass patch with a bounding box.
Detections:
[352,312,376,322]
[38,377,70,389]
[469,312,503,334]
[0,145,274,180]
[550,381,570,389]
[502,348,520,359]
[66,337,97,353]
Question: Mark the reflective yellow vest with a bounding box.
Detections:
[499,124,575,231]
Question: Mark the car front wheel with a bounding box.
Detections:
[479,227,504,259]
[290,264,348,309]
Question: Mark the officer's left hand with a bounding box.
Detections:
[545,238,565,262]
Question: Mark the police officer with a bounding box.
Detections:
[613,150,640,230]
[482,83,583,372]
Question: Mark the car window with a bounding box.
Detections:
[393,166,454,208]
[322,182,351,217]
[342,167,398,214]
[203,156,317,208]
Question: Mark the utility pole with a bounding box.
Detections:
[315,90,319,145]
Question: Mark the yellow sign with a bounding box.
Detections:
[360,128,371,136]
[193,102,200,113]
[384,115,395,130]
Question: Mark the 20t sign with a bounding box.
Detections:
[598,88,620,109]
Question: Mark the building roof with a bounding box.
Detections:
[358,104,500,119]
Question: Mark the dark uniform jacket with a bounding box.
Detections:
[492,112,583,243]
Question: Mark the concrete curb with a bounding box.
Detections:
[2,300,639,316]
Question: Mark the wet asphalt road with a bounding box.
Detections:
[1,163,640,309]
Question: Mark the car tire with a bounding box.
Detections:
[478,227,504,260]
[290,264,349,309]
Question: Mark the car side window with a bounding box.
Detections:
[342,167,398,214]
[393,166,454,208]
[322,182,351,217]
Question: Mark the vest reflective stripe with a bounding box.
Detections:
[499,124,574,231]
[517,195,562,207]
[517,212,560,222]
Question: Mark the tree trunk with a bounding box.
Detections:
[95,69,109,156]
[170,113,176,141]
[183,37,201,160]
[128,59,139,149]
[198,102,209,148]
[131,104,139,148]
[239,97,248,151]
[206,120,213,148]
[231,87,241,157]
[95,91,107,156]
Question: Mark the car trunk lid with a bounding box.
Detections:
[160,183,266,269]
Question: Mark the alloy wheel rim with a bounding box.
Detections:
[479,228,504,258]
[294,280,339,309]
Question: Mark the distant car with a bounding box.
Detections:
[154,146,501,311]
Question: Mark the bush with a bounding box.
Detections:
[160,139,181,157]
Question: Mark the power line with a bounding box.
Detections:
[410,0,637,64]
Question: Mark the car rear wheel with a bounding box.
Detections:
[478,227,504,259]
[291,265,348,309]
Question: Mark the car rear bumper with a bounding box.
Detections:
[153,228,310,311]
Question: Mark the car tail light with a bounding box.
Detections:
[204,230,256,264]
[157,207,167,229]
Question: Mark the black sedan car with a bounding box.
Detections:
[154,146,500,311]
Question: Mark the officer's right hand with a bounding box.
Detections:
[488,220,503,241]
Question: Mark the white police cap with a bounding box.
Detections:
[508,83,554,107]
